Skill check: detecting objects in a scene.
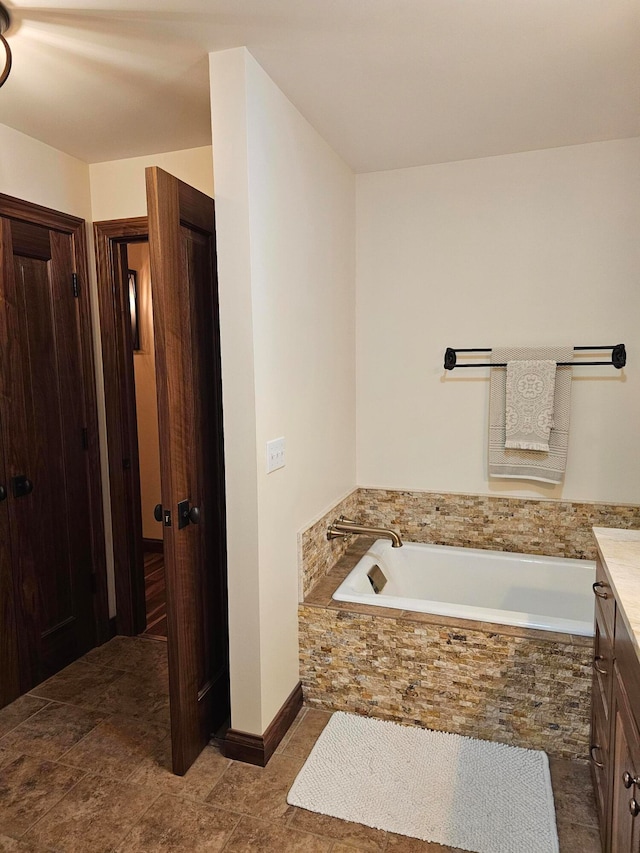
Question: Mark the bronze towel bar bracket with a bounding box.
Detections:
[443,344,626,371]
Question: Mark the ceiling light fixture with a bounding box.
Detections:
[0,2,12,89]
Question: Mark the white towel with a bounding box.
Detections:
[489,346,573,484]
[505,360,557,451]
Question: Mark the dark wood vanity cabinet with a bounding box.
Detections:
[591,554,640,853]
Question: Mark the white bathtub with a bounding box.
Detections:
[332,539,595,636]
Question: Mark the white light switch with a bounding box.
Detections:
[266,437,285,473]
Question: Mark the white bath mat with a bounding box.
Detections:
[287,711,559,853]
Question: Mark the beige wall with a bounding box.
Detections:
[210,48,356,734]
[89,146,214,221]
[0,122,92,219]
[127,243,162,542]
[356,138,640,504]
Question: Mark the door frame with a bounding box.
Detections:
[0,193,110,662]
[93,217,149,636]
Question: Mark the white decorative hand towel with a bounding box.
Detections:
[489,346,573,484]
[505,360,557,451]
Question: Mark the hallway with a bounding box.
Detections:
[142,551,167,639]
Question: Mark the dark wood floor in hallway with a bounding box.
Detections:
[143,551,167,638]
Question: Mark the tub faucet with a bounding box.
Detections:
[327,516,403,548]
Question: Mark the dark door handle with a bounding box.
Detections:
[177,499,200,529]
[154,503,163,522]
[12,475,33,498]
[0,484,6,502]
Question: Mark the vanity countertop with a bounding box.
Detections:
[593,527,640,659]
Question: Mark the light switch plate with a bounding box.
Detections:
[266,437,285,473]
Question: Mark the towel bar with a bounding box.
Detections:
[444,344,626,371]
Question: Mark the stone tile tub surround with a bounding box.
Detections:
[297,490,640,758]
[298,488,359,598]
[299,487,640,597]
[358,488,640,560]
[300,543,593,760]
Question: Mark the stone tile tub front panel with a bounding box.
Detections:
[299,605,592,759]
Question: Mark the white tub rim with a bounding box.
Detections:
[331,538,595,637]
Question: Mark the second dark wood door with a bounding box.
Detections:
[146,167,230,775]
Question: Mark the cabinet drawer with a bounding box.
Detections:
[594,554,615,639]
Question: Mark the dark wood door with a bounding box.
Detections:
[146,167,229,775]
[0,216,96,693]
[0,422,20,707]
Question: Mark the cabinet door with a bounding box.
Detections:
[610,670,640,853]
[593,673,612,847]
[592,600,615,847]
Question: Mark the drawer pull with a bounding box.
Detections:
[593,655,608,676]
[630,799,640,817]
[593,581,609,599]
[623,772,640,789]
[590,745,604,768]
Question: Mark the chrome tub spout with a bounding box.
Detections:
[326,516,403,548]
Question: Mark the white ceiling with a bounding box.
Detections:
[2,0,640,172]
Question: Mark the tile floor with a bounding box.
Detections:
[0,637,601,852]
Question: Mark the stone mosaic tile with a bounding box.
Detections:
[299,605,592,759]
[299,489,360,598]
[300,488,640,599]
[358,488,640,561]
[297,486,633,759]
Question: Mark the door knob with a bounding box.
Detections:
[11,475,33,498]
[177,499,200,529]
[0,484,6,502]
[154,503,163,522]
[630,798,640,817]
